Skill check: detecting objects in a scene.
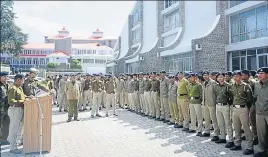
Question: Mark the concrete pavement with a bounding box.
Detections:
[1,107,258,157]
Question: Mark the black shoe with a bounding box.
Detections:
[254,151,267,157]
[163,120,169,123]
[174,124,179,128]
[160,118,165,121]
[167,122,173,125]
[156,118,161,121]
[106,114,108,117]
[230,145,242,151]
[177,125,183,128]
[90,108,92,110]
[59,110,62,112]
[91,115,94,118]
[253,138,259,145]
[225,142,234,148]
[152,116,156,118]
[196,132,202,136]
[243,149,254,155]
[99,107,101,110]
[215,139,226,144]
[79,110,83,112]
[64,110,68,112]
[67,119,71,122]
[113,114,118,116]
[83,108,87,111]
[201,133,210,137]
[57,105,59,107]
[74,118,80,121]
[182,128,189,132]
[241,136,246,140]
[211,136,219,141]
[96,114,101,117]
[1,140,10,145]
[186,130,196,133]
[127,109,131,111]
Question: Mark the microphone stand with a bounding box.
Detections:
[33,87,44,157]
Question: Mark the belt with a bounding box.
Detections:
[152,90,157,92]
[233,105,246,108]
[10,104,23,107]
[190,97,200,100]
[217,103,228,106]
[179,94,187,96]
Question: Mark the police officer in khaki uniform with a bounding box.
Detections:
[91,74,103,118]
[254,67,268,157]
[105,75,117,117]
[119,75,125,108]
[168,75,179,127]
[127,74,135,111]
[58,74,68,112]
[230,70,254,155]
[66,74,80,122]
[188,73,203,136]
[213,72,234,148]
[150,72,160,119]
[159,71,170,122]
[225,71,235,85]
[133,74,140,113]
[77,73,85,111]
[138,72,145,115]
[124,75,129,109]
[7,74,25,154]
[0,72,10,145]
[202,71,220,141]
[144,73,151,116]
[82,74,92,111]
[242,70,258,145]
[177,72,190,130]
[22,68,50,97]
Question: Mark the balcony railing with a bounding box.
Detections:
[164,21,179,32]
[165,0,178,9]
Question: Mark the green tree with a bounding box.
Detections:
[70,59,81,69]
[1,0,28,56]
[47,62,57,68]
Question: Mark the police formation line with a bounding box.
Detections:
[0,67,268,157]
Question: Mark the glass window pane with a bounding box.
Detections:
[258,55,268,68]
[257,48,264,54]
[241,57,246,69]
[232,57,240,70]
[247,49,256,55]
[241,51,246,56]
[247,55,257,70]
[232,51,240,57]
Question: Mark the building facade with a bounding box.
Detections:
[2,28,116,73]
[107,0,268,74]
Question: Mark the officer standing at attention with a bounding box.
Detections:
[0,72,10,145]
[225,72,235,85]
[188,73,203,136]
[22,68,50,97]
[7,74,25,154]
[177,72,190,130]
[168,75,179,127]
[143,73,151,116]
[105,75,117,117]
[58,74,68,112]
[241,70,258,145]
[253,67,268,157]
[150,72,160,119]
[127,74,135,111]
[82,74,92,111]
[213,72,234,148]
[65,74,80,122]
[138,73,145,115]
[159,71,170,123]
[115,75,122,108]
[133,74,140,113]
[230,70,254,155]
[91,74,103,118]
[119,75,125,108]
[124,75,129,109]
[77,73,85,112]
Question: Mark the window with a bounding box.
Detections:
[93,50,96,54]
[164,52,192,73]
[230,5,268,43]
[33,58,38,64]
[95,59,106,64]
[40,58,45,64]
[83,59,94,63]
[164,0,178,9]
[133,6,140,26]
[20,59,25,64]
[132,28,141,44]
[164,10,179,32]
[229,0,247,8]
[26,59,32,64]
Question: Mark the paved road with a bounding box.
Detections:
[1,107,259,157]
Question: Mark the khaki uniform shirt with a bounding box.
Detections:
[177,78,190,99]
[189,82,202,104]
[254,80,268,115]
[230,82,253,107]
[83,79,91,90]
[8,85,25,106]
[58,79,67,93]
[22,78,49,96]
[214,82,232,104]
[65,81,80,100]
[169,81,178,101]
[144,79,151,92]
[105,80,115,94]
[0,83,9,114]
[150,79,160,92]
[202,79,217,106]
[91,80,103,93]
[160,77,169,98]
[138,79,144,94]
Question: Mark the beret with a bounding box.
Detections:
[177,71,183,74]
[189,73,197,77]
[0,71,9,77]
[241,70,250,75]
[225,71,233,76]
[14,74,24,79]
[160,70,166,74]
[233,70,242,76]
[139,72,144,75]
[249,70,257,77]
[202,71,210,75]
[216,72,225,77]
[168,75,175,78]
[29,68,38,73]
[64,74,69,76]
[210,71,219,76]
[257,67,268,74]
[95,73,100,76]
[152,72,156,74]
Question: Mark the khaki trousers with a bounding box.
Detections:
[177,98,190,128]
[78,92,84,110]
[83,90,93,108]
[16,120,23,144]
[151,91,160,118]
[101,91,106,107]
[119,92,124,107]
[160,97,170,120]
[203,105,220,136]
[144,91,151,115]
[233,107,253,150]
[92,92,101,116]
[169,98,179,124]
[139,93,145,113]
[7,107,23,150]
[134,91,140,112]
[124,91,129,107]
[128,93,134,110]
[189,104,203,132]
[106,93,116,115]
[58,93,67,110]
[68,100,78,118]
[116,91,120,105]
[249,105,257,138]
[256,114,268,152]
[216,105,233,141]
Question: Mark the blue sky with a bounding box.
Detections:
[13,1,135,43]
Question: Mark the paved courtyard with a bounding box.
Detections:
[1,107,259,157]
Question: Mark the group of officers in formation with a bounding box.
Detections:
[0,67,268,157]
